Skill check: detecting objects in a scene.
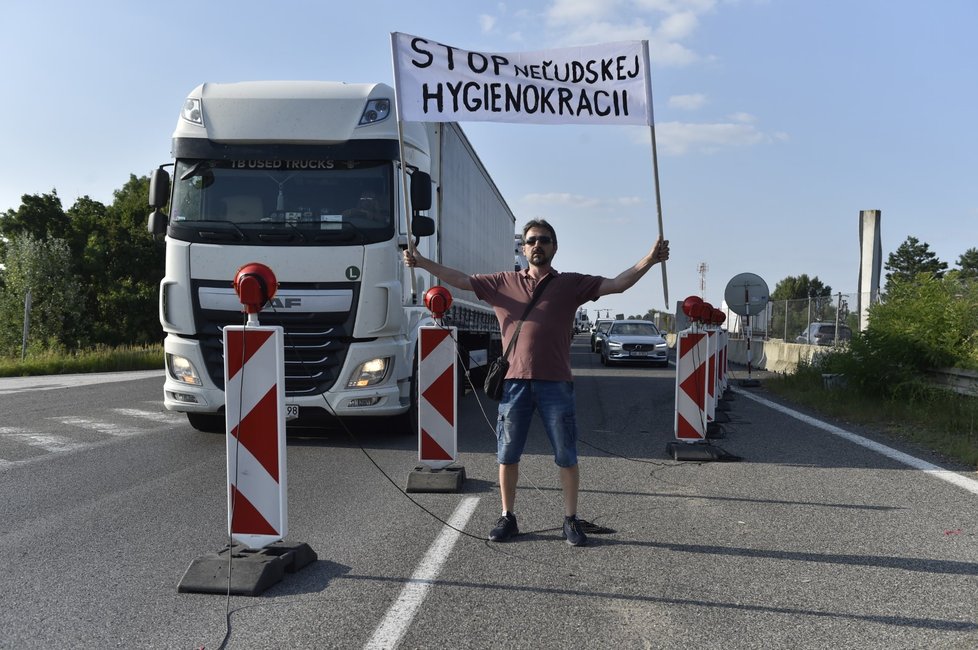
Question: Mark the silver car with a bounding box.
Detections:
[590,319,614,352]
[796,322,853,346]
[600,320,669,367]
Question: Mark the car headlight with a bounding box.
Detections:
[167,353,202,385]
[608,341,623,350]
[655,342,667,349]
[347,357,392,388]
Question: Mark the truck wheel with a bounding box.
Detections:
[187,412,225,433]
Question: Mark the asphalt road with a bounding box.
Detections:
[1,337,977,649]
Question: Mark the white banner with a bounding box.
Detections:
[391,32,653,126]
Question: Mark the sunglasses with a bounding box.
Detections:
[524,236,553,246]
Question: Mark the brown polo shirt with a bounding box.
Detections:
[470,268,605,382]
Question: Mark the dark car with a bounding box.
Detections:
[600,320,669,366]
[590,319,614,352]
[796,322,853,346]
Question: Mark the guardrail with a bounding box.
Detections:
[927,367,978,397]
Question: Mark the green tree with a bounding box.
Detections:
[884,236,947,293]
[770,274,833,339]
[0,235,86,354]
[956,247,978,281]
[82,175,164,345]
[0,176,164,352]
[0,190,69,245]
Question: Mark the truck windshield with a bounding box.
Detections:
[169,159,394,244]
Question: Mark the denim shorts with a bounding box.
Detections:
[496,380,578,467]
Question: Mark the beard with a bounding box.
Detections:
[529,249,550,266]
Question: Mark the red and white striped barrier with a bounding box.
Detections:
[718,329,728,394]
[418,325,458,469]
[224,324,287,549]
[674,326,709,441]
[705,328,718,424]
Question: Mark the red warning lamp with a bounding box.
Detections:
[424,286,453,319]
[698,302,714,322]
[712,309,726,325]
[682,295,703,318]
[233,263,278,314]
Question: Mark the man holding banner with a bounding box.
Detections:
[392,33,670,545]
[404,222,669,545]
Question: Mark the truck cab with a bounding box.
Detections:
[148,81,513,432]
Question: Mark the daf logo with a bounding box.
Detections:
[269,297,302,309]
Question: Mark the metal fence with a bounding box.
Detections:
[723,292,878,342]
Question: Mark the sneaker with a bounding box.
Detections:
[488,512,518,542]
[562,515,588,547]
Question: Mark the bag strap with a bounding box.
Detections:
[501,274,554,360]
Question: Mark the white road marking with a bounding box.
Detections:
[111,408,175,423]
[0,431,89,453]
[364,496,480,650]
[736,388,978,495]
[53,417,138,437]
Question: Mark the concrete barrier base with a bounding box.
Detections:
[406,465,466,493]
[178,541,317,596]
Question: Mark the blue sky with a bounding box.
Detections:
[2,0,975,319]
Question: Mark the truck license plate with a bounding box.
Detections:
[286,404,299,421]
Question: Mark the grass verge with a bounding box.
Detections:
[0,345,164,378]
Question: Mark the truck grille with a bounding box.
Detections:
[194,282,357,397]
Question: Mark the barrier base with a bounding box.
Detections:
[666,442,741,462]
[738,378,761,387]
[406,465,466,493]
[706,422,725,438]
[716,400,731,412]
[712,411,731,423]
[178,540,317,597]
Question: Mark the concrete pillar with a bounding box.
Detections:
[857,210,882,331]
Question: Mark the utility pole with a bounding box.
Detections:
[698,262,709,297]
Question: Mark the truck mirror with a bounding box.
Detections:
[412,215,435,237]
[149,167,171,209]
[410,171,432,211]
[148,208,168,235]
[147,167,171,235]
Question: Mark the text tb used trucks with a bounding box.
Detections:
[148,81,515,432]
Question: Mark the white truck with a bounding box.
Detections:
[574,308,590,334]
[148,81,515,432]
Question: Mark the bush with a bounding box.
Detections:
[807,274,978,400]
[768,274,978,468]
[870,274,978,368]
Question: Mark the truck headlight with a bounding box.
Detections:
[347,357,391,388]
[181,98,203,125]
[167,353,202,385]
[359,99,391,125]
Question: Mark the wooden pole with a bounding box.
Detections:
[642,41,669,308]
